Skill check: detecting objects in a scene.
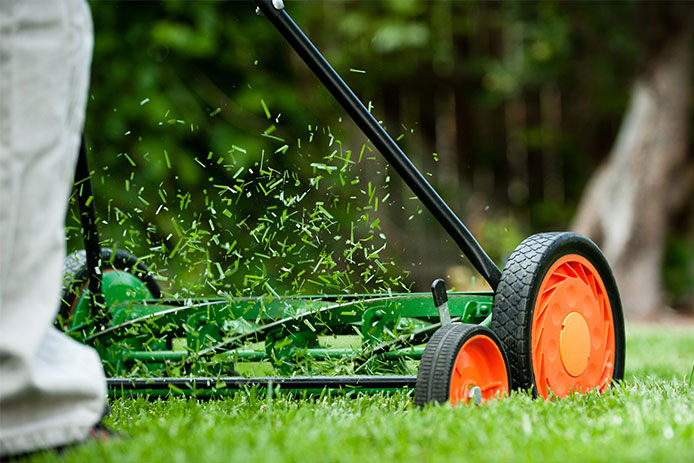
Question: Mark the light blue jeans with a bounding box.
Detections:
[0,0,105,455]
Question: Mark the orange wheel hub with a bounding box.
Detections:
[532,254,615,398]
[449,335,509,406]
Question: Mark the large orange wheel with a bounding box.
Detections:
[490,233,625,398]
[415,323,510,407]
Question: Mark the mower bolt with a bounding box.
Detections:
[468,386,482,406]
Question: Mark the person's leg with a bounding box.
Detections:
[0,0,106,456]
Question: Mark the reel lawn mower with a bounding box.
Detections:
[58,0,625,406]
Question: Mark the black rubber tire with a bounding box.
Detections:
[414,322,510,407]
[489,232,625,393]
[56,248,161,327]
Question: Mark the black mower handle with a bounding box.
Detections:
[254,0,501,289]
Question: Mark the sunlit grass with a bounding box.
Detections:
[23,324,694,463]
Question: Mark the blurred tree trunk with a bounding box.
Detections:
[572,26,693,319]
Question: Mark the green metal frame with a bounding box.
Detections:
[67,271,493,391]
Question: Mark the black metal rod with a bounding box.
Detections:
[107,375,417,390]
[74,139,104,319]
[254,0,501,289]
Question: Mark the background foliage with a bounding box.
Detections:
[73,1,693,307]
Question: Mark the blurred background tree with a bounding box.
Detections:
[572,3,693,319]
[75,0,693,318]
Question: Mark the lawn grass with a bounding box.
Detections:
[24,323,694,463]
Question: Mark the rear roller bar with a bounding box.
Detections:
[108,375,417,391]
[254,0,501,289]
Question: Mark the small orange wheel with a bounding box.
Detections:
[490,233,625,398]
[415,323,510,407]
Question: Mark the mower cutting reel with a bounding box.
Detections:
[61,0,625,402]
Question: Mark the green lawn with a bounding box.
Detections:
[25,324,694,463]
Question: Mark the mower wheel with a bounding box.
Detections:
[490,232,625,398]
[415,323,510,407]
[56,248,161,328]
